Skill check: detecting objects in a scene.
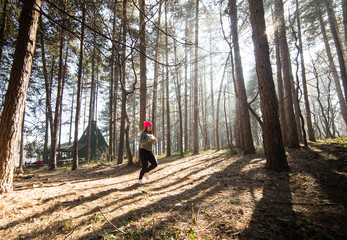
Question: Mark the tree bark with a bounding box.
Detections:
[216,54,230,152]
[193,0,199,155]
[343,0,347,52]
[117,0,128,164]
[40,17,54,164]
[72,1,85,171]
[125,120,133,165]
[86,30,96,162]
[151,0,162,135]
[0,0,8,64]
[313,62,333,138]
[323,0,347,103]
[18,108,25,173]
[139,0,147,130]
[184,19,189,152]
[0,0,41,193]
[274,29,287,146]
[174,40,184,157]
[317,7,347,126]
[69,88,74,146]
[165,0,171,156]
[49,14,65,170]
[229,0,255,154]
[296,0,315,142]
[275,0,300,148]
[248,0,288,170]
[210,30,216,150]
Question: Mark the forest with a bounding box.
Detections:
[0,0,346,239]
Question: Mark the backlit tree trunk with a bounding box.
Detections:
[229,0,255,154]
[317,7,347,126]
[165,0,171,156]
[296,0,315,142]
[0,0,41,193]
[248,0,288,170]
[86,30,96,162]
[72,1,85,171]
[49,15,65,170]
[274,29,288,146]
[323,0,347,103]
[275,0,300,148]
[139,0,147,130]
[151,0,162,135]
[117,0,128,164]
[174,40,184,157]
[343,0,347,52]
[210,30,216,150]
[193,0,199,154]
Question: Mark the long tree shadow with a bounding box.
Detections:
[2,153,229,239]
[10,144,345,240]
[14,152,201,191]
[7,152,249,239]
[239,169,294,239]
[289,142,347,238]
[73,154,257,239]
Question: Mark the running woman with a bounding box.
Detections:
[138,121,158,184]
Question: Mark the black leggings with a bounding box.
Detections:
[139,148,158,180]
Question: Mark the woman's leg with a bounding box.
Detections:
[139,149,148,180]
[146,151,158,173]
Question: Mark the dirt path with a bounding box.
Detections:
[0,139,346,239]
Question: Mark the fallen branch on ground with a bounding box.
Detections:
[98,207,125,234]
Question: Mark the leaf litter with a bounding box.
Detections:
[0,138,346,239]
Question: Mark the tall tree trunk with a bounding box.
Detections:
[296,0,315,142]
[184,19,188,152]
[193,0,199,154]
[216,54,230,151]
[49,15,65,170]
[69,88,74,145]
[291,68,304,143]
[0,0,8,64]
[343,0,347,52]
[109,2,116,162]
[275,0,300,148]
[317,7,347,126]
[203,61,208,150]
[117,0,127,164]
[0,0,41,193]
[165,0,171,156]
[248,0,288,170]
[210,30,216,150]
[40,17,54,164]
[86,29,96,162]
[139,0,147,130]
[274,29,288,146]
[223,87,233,153]
[72,1,85,171]
[229,0,255,154]
[323,0,347,103]
[313,62,333,138]
[58,47,69,161]
[125,120,133,165]
[174,40,184,157]
[151,0,162,135]
[161,73,165,154]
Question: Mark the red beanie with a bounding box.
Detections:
[144,121,152,129]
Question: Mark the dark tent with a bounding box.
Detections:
[40,121,108,164]
[65,121,108,160]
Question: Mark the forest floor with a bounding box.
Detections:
[0,138,346,240]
